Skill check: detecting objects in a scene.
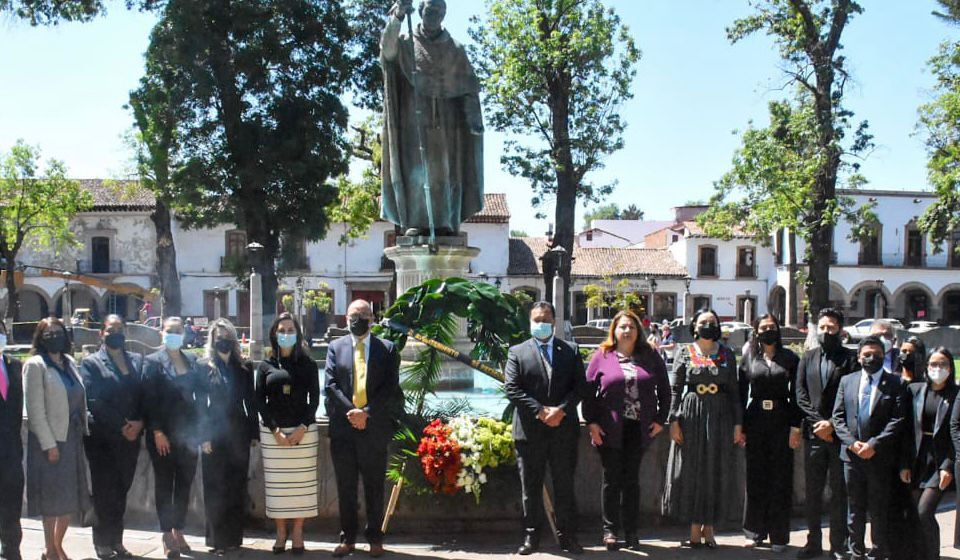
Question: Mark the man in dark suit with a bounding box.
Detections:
[796,307,858,560]
[0,321,23,560]
[504,301,586,555]
[869,320,900,373]
[832,336,906,560]
[325,300,401,558]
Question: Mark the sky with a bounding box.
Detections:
[0,1,956,236]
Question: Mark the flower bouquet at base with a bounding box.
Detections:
[417,418,462,495]
[446,415,516,503]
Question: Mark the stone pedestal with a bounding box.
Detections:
[384,236,480,388]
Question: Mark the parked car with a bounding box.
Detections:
[842,318,906,343]
[586,318,612,330]
[720,321,752,333]
[70,308,94,328]
[907,320,939,334]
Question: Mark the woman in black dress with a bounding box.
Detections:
[738,314,800,552]
[663,308,744,549]
[256,313,320,554]
[200,319,258,555]
[145,317,208,559]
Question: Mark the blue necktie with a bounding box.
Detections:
[857,375,872,440]
[539,343,551,366]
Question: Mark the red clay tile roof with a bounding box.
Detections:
[78,179,156,211]
[466,193,510,223]
[509,237,688,278]
[680,221,754,239]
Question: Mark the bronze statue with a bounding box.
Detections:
[380,0,484,238]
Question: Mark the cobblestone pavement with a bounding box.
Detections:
[18,511,960,560]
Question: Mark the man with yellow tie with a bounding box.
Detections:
[324,300,401,558]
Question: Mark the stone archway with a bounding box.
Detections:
[53,284,102,321]
[14,285,52,322]
[891,282,937,323]
[939,286,960,325]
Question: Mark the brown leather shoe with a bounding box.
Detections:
[331,543,354,558]
[369,543,385,558]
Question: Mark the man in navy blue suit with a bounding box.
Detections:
[832,336,906,560]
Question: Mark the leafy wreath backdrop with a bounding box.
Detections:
[372,277,531,495]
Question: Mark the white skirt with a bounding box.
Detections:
[259,424,320,519]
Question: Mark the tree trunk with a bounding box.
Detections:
[786,230,799,327]
[151,199,182,317]
[548,81,575,323]
[2,252,18,322]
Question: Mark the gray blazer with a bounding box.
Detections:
[24,354,87,451]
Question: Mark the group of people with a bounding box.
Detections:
[503,303,960,560]
[0,298,401,560]
[0,299,958,560]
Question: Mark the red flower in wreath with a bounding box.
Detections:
[417,419,462,495]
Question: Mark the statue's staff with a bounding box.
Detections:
[403,2,438,249]
[378,318,503,382]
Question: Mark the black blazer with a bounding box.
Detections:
[832,370,906,464]
[796,346,858,438]
[0,354,23,460]
[144,349,209,446]
[904,381,957,475]
[81,347,145,441]
[324,334,401,441]
[504,337,586,442]
[201,357,259,443]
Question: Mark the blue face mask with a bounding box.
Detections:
[530,321,553,341]
[277,333,298,350]
[162,332,184,351]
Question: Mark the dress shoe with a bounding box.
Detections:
[174,533,190,553]
[680,540,703,549]
[95,546,117,560]
[831,551,850,560]
[516,535,539,556]
[112,545,134,559]
[161,533,180,560]
[624,534,640,551]
[704,538,718,550]
[331,543,354,558]
[602,532,618,551]
[558,535,583,554]
[369,543,385,558]
[772,544,789,553]
[797,543,823,559]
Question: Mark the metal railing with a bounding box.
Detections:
[75,259,123,274]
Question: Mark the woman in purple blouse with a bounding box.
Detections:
[583,310,671,551]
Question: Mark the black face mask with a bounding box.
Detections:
[43,331,68,354]
[818,332,841,353]
[861,355,884,374]
[896,352,914,371]
[215,339,234,355]
[349,317,370,337]
[757,330,779,346]
[104,332,126,350]
[696,323,721,341]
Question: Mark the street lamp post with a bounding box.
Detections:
[875,279,885,319]
[248,242,265,360]
[648,277,658,322]
[549,245,567,339]
[683,276,692,323]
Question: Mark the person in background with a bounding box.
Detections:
[324,300,402,558]
[903,347,956,560]
[662,308,744,549]
[795,307,858,560]
[200,319,258,555]
[0,321,24,560]
[646,323,661,353]
[81,315,145,559]
[739,314,801,553]
[886,335,928,560]
[869,319,900,374]
[256,313,320,556]
[145,317,209,559]
[24,317,90,560]
[583,310,670,551]
[658,323,677,365]
[505,301,586,556]
[832,336,906,560]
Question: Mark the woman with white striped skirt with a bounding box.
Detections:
[256,313,321,555]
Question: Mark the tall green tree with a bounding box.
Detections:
[917,2,960,249]
[0,141,93,321]
[128,62,185,317]
[582,202,644,227]
[133,0,352,324]
[470,0,640,319]
[707,0,865,319]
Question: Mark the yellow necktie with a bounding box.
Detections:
[353,341,367,408]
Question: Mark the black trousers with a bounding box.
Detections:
[515,430,579,539]
[843,459,891,558]
[912,487,945,560]
[804,437,848,552]
[85,435,140,546]
[202,438,250,549]
[147,438,198,532]
[885,474,918,560]
[597,420,645,538]
[0,454,23,560]
[330,434,389,545]
[743,411,793,545]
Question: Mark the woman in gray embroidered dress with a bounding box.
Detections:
[662,309,744,549]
